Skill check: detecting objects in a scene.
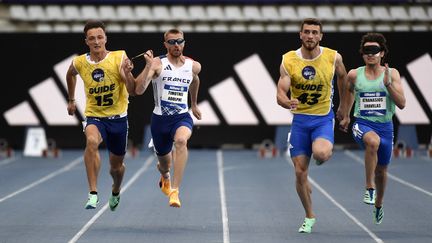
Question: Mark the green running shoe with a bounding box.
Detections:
[312,154,325,166]
[298,217,316,233]
[109,194,120,211]
[363,188,376,205]
[373,206,384,224]
[315,159,325,166]
[85,193,98,209]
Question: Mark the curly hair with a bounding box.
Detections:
[360,33,389,64]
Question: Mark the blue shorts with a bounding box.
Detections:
[85,116,128,156]
[289,112,334,158]
[151,112,193,156]
[352,118,394,166]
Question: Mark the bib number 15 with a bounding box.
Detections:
[95,94,114,106]
[297,93,321,105]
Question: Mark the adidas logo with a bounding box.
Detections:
[191,54,292,125]
[3,53,432,126]
[3,55,85,126]
[396,53,431,124]
[193,53,432,126]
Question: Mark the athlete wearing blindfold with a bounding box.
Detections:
[339,33,406,225]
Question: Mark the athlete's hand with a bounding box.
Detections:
[122,58,134,73]
[288,98,299,110]
[383,63,391,87]
[144,50,153,65]
[336,106,344,122]
[338,117,350,133]
[191,105,201,120]
[67,101,76,116]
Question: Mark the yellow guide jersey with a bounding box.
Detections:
[73,50,128,117]
[282,47,337,115]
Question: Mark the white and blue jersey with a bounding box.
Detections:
[150,55,194,156]
[152,55,193,116]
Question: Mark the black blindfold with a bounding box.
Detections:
[362,45,381,55]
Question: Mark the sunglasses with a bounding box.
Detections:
[166,38,185,45]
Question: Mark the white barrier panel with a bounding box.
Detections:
[23,127,48,157]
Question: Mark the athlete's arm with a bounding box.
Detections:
[384,65,406,109]
[339,69,356,132]
[276,63,298,110]
[66,62,78,116]
[135,51,160,95]
[120,54,136,96]
[334,52,348,121]
[189,61,202,120]
[335,53,348,101]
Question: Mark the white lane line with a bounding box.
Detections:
[345,150,432,197]
[0,157,18,167]
[285,156,383,243]
[68,155,154,243]
[0,156,83,203]
[217,150,230,243]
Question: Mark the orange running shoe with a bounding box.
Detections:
[159,176,172,196]
[169,189,181,208]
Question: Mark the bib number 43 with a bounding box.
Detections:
[297,93,321,105]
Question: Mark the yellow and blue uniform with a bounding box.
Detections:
[282,47,337,157]
[352,66,395,165]
[73,51,129,155]
[74,51,129,118]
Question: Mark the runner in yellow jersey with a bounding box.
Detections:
[277,18,348,233]
[66,20,136,211]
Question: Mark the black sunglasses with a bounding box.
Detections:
[166,38,185,45]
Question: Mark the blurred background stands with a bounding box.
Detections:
[1,2,431,33]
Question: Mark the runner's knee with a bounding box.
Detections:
[313,149,332,162]
[86,136,100,150]
[364,136,380,152]
[174,137,188,150]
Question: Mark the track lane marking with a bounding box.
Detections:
[345,150,432,197]
[284,156,383,243]
[0,156,83,203]
[68,155,154,243]
[217,150,230,243]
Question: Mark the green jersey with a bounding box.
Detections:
[353,66,395,123]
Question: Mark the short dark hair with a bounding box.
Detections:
[360,32,389,63]
[83,20,106,36]
[164,28,184,40]
[300,18,322,33]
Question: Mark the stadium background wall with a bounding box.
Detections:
[1,32,431,149]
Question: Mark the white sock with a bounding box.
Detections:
[163,172,170,179]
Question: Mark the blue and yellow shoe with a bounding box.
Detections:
[363,188,376,205]
[298,217,316,233]
[373,206,384,224]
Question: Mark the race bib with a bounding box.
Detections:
[359,92,387,116]
[161,84,188,104]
